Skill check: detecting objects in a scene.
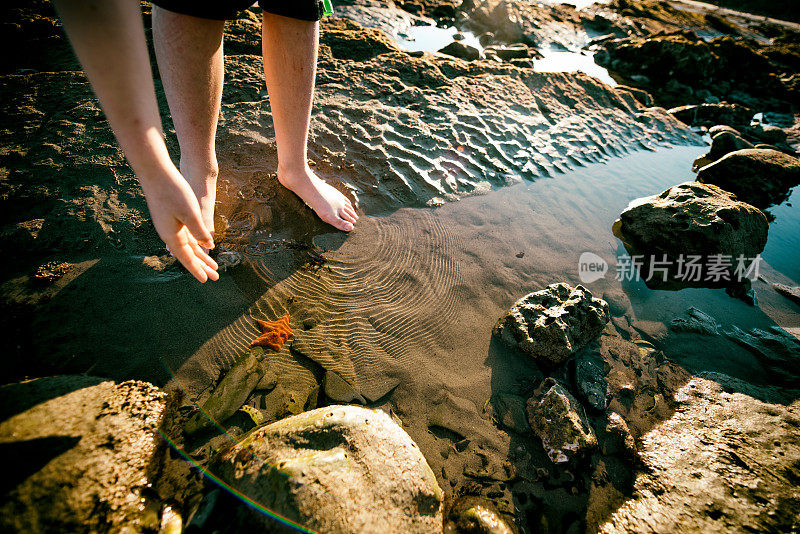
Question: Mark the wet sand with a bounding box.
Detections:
[163,145,798,524]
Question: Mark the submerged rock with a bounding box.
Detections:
[184,349,265,435]
[495,283,610,367]
[616,182,768,290]
[445,495,519,534]
[0,376,167,533]
[214,405,444,533]
[696,148,800,209]
[526,378,597,464]
[669,307,719,336]
[572,350,608,411]
[722,325,800,384]
[772,283,800,305]
[491,392,532,435]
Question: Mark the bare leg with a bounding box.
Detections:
[153,6,224,235]
[262,13,358,231]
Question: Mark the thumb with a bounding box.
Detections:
[180,208,214,249]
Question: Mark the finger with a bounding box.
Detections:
[203,262,220,281]
[171,241,210,283]
[180,210,214,249]
[191,242,219,271]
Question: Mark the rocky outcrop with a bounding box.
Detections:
[0,376,167,533]
[214,405,444,533]
[598,377,800,534]
[616,181,769,289]
[696,148,800,208]
[495,283,610,367]
[526,378,597,464]
[597,31,794,109]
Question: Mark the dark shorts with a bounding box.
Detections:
[150,1,325,21]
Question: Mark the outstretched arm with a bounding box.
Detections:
[53,0,219,282]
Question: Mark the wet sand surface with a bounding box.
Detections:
[160,145,798,522]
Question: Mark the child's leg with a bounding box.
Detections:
[152,6,225,235]
[262,13,358,231]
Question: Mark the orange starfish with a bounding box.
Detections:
[251,312,292,350]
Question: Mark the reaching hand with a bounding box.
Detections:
[140,167,219,283]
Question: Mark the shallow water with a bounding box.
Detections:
[171,147,798,505]
[533,45,617,86]
[395,24,484,53]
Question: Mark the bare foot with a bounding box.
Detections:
[277,164,358,231]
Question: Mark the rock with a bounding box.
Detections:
[668,103,754,128]
[616,182,769,289]
[705,130,754,161]
[572,351,608,411]
[669,307,719,335]
[184,349,265,435]
[772,283,800,305]
[0,376,167,533]
[722,325,800,384]
[598,377,800,534]
[495,283,610,367]
[600,412,636,458]
[439,41,481,61]
[255,368,278,391]
[616,85,653,107]
[491,392,532,435]
[708,124,740,137]
[486,43,531,60]
[746,124,788,146]
[444,496,518,534]
[696,148,800,208]
[597,30,791,110]
[323,370,367,404]
[526,378,597,464]
[214,405,444,533]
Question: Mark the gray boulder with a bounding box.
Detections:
[696,148,800,208]
[527,378,597,464]
[214,405,443,533]
[495,283,610,367]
